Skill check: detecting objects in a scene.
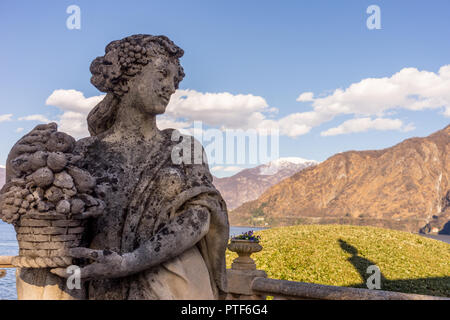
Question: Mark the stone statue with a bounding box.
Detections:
[1,34,229,300]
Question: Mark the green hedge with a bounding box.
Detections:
[226,225,450,297]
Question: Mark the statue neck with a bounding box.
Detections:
[107,102,161,143]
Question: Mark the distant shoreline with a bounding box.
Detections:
[417,233,450,244]
[231,224,450,244]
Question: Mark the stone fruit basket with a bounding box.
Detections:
[0,124,103,268]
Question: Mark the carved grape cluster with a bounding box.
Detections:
[90,34,185,97]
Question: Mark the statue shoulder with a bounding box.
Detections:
[161,129,209,171]
[161,128,203,149]
[73,136,98,152]
[69,136,99,164]
[155,166,185,199]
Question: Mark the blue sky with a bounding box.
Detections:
[0,0,449,176]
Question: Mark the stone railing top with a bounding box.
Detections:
[0,256,14,268]
[251,277,450,300]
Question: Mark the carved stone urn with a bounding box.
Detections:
[227,239,262,270]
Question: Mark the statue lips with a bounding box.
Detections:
[159,95,170,105]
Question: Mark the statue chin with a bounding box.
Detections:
[145,104,167,115]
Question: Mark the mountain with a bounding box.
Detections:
[0,166,5,189]
[213,157,317,210]
[231,125,450,234]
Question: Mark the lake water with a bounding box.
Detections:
[1,221,448,300]
[420,234,450,244]
[0,222,18,300]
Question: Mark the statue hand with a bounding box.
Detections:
[50,248,130,281]
[73,200,106,220]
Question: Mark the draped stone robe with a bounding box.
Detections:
[76,128,229,300]
[15,129,229,300]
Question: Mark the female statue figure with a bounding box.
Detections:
[9,34,229,300]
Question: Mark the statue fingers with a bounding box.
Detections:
[79,210,102,219]
[77,203,105,219]
[50,265,96,281]
[69,248,104,261]
[50,268,70,278]
[77,263,105,281]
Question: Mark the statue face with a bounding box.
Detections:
[127,56,179,115]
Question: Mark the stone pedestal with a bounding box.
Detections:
[226,239,267,300]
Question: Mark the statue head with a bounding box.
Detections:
[87,34,185,136]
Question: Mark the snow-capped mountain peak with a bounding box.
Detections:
[212,156,318,210]
[259,157,318,175]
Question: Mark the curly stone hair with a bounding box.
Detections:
[87,34,185,136]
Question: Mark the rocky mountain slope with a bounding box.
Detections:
[231,125,450,234]
[213,158,317,210]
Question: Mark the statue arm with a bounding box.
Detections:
[51,204,211,280]
[123,204,211,273]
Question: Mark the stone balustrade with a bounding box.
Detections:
[224,240,450,300]
[225,239,267,300]
[0,256,14,279]
[1,241,449,300]
[250,277,449,300]
[0,256,14,268]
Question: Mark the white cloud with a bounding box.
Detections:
[402,122,416,132]
[16,127,24,133]
[0,114,13,123]
[41,65,450,140]
[166,89,271,129]
[444,107,450,117]
[156,116,210,138]
[18,114,52,123]
[293,65,450,136]
[43,88,280,139]
[46,89,106,113]
[45,89,105,139]
[320,117,413,136]
[166,89,316,137]
[156,116,192,131]
[297,92,314,102]
[58,111,90,138]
